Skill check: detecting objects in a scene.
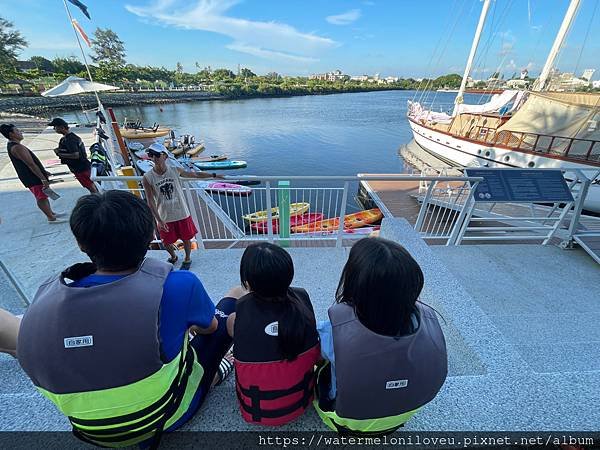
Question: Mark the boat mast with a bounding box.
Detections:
[453,0,492,116]
[533,0,581,91]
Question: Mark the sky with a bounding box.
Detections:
[1,0,599,79]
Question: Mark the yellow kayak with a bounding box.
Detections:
[120,128,171,139]
[172,143,205,156]
[242,202,310,223]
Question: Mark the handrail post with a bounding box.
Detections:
[566,170,591,241]
[265,181,274,243]
[336,182,349,248]
[414,181,436,232]
[278,181,291,248]
[447,180,478,245]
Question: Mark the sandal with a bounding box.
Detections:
[180,260,192,270]
[215,351,234,386]
[167,256,178,264]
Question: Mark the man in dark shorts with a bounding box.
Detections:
[0,123,66,224]
[17,190,235,446]
[49,118,98,194]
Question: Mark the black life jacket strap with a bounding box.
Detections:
[236,370,314,422]
[69,344,196,447]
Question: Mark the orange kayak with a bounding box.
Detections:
[291,208,382,233]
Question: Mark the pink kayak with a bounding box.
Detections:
[251,213,324,234]
[204,182,252,196]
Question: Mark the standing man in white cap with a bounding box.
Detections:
[142,143,223,270]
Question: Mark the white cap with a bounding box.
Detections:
[148,142,167,154]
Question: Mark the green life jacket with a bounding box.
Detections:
[314,303,448,434]
[17,258,204,447]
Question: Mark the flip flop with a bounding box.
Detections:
[215,351,234,386]
[180,260,192,270]
[167,256,178,264]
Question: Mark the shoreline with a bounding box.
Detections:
[0,87,409,116]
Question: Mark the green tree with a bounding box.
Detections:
[239,67,256,79]
[91,28,126,66]
[52,56,86,75]
[0,17,27,84]
[212,68,235,80]
[29,56,54,73]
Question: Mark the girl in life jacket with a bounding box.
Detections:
[226,243,321,426]
[315,237,448,435]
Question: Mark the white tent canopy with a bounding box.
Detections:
[41,76,118,97]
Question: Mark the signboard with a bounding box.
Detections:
[464,168,574,203]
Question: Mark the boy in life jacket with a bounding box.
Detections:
[225,243,321,426]
[315,237,448,435]
[17,191,235,447]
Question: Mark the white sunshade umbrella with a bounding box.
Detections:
[41,76,118,97]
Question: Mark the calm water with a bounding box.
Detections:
[63,90,482,215]
[66,90,481,178]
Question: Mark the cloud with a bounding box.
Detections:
[326,9,361,26]
[496,30,516,56]
[226,43,318,63]
[363,1,375,5]
[505,59,516,71]
[125,0,338,63]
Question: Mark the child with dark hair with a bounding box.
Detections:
[17,190,235,447]
[314,237,448,435]
[226,242,320,426]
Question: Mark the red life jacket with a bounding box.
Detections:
[233,288,321,426]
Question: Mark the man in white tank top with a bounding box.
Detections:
[142,143,223,269]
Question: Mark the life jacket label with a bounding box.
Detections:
[386,379,408,390]
[264,321,279,336]
[64,335,94,348]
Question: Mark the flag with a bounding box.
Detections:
[67,0,91,20]
[71,19,91,47]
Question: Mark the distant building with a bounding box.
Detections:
[385,76,399,84]
[581,69,595,82]
[16,61,36,72]
[593,80,600,89]
[506,79,529,89]
[547,69,594,91]
[350,75,369,82]
[520,69,528,80]
[309,69,349,82]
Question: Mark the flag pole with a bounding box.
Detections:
[62,0,102,109]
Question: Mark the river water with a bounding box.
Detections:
[65,90,478,177]
[63,90,481,215]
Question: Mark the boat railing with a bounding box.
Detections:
[92,174,484,247]
[467,126,600,162]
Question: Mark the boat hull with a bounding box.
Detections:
[408,119,600,212]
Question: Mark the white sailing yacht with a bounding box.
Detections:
[407,0,600,212]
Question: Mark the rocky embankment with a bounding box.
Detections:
[0,91,225,116]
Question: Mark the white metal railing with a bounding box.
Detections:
[93,174,484,247]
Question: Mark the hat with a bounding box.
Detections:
[146,143,168,156]
[48,118,69,128]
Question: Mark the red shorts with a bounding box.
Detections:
[29,185,48,200]
[159,216,198,245]
[74,169,95,190]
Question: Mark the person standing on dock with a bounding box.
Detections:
[142,143,222,270]
[0,124,66,224]
[49,118,98,194]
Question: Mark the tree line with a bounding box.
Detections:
[0,17,463,96]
